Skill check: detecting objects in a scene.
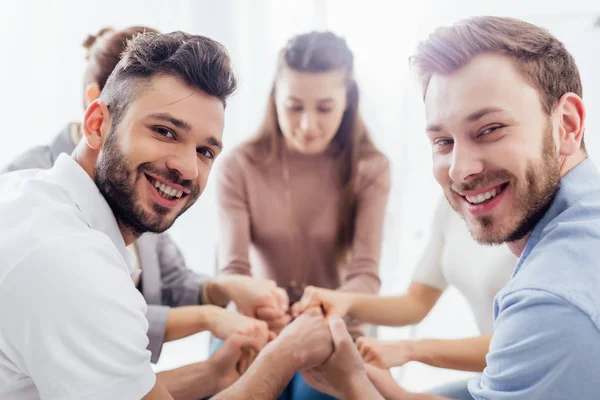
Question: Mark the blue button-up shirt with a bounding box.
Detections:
[469,158,600,399]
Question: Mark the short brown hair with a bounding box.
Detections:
[411,16,583,116]
[100,31,237,128]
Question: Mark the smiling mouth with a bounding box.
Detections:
[463,183,508,205]
[145,174,187,201]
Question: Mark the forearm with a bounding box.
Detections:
[343,374,385,400]
[349,294,430,327]
[407,335,491,372]
[213,342,298,400]
[164,305,216,342]
[156,362,216,400]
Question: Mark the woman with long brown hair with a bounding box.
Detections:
[216,31,390,399]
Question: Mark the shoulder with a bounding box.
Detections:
[355,147,390,193]
[217,140,272,181]
[500,218,600,330]
[2,232,142,311]
[1,145,53,173]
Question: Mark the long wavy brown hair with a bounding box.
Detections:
[251,31,378,265]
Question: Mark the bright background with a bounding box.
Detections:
[1,0,599,392]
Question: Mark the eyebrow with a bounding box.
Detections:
[206,136,223,151]
[148,113,192,132]
[465,107,505,122]
[426,107,506,133]
[288,96,335,103]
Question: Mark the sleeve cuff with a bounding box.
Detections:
[145,305,169,363]
[75,368,156,400]
[180,273,209,306]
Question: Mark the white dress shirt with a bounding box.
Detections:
[0,154,155,399]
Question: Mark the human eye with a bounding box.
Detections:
[153,126,175,139]
[197,147,215,160]
[433,138,453,152]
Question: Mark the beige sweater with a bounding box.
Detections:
[217,141,390,305]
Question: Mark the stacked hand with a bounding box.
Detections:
[291,285,355,318]
[356,337,413,368]
[207,333,265,393]
[301,315,384,400]
[213,275,291,334]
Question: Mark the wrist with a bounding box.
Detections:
[206,278,232,307]
[343,371,382,400]
[197,304,221,333]
[270,334,305,371]
[404,340,420,364]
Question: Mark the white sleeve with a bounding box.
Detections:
[0,233,156,400]
[411,197,450,290]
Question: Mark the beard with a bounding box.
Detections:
[445,123,561,245]
[94,130,199,237]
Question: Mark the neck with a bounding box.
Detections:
[507,234,530,257]
[559,149,587,178]
[119,223,139,246]
[506,150,586,258]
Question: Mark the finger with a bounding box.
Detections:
[302,306,323,318]
[268,330,277,341]
[267,315,291,332]
[328,316,354,351]
[293,286,317,317]
[274,287,290,312]
[234,333,264,353]
[256,306,285,320]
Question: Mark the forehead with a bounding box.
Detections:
[424,53,543,125]
[276,69,346,100]
[125,75,225,138]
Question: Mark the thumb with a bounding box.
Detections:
[328,316,353,350]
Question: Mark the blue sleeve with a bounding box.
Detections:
[468,289,600,400]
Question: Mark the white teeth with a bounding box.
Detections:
[152,178,183,200]
[466,188,498,204]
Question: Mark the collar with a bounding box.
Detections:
[46,154,136,275]
[513,157,600,276]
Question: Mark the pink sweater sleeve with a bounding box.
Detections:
[216,153,252,276]
[339,155,391,294]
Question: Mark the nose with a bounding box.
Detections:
[299,111,318,133]
[448,141,484,184]
[165,145,198,181]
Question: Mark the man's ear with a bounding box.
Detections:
[84,83,101,108]
[555,92,586,157]
[82,99,111,151]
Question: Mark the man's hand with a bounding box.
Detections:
[291,286,355,318]
[356,338,413,368]
[205,305,271,347]
[207,333,264,394]
[209,275,289,321]
[301,316,384,400]
[274,307,333,370]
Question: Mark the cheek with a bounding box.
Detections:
[322,112,345,137]
[432,154,450,185]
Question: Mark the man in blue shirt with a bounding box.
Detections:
[409,15,599,400]
[291,16,600,400]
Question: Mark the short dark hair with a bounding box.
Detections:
[101,31,237,127]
